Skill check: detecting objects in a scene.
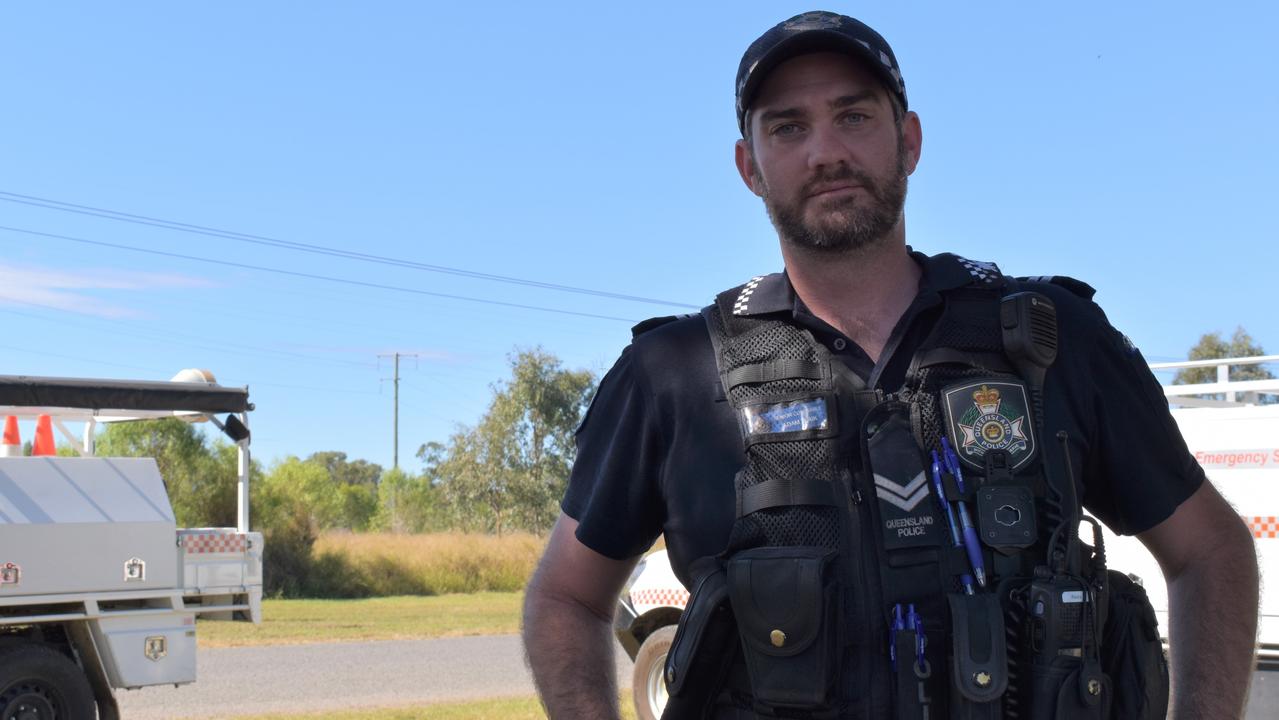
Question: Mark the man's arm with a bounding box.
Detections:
[523,513,640,719]
[1137,480,1259,719]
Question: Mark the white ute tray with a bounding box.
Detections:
[0,457,177,597]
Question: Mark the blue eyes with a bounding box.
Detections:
[769,113,868,137]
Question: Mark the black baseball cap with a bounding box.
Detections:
[735,11,908,135]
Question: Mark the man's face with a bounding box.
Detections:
[735,52,921,254]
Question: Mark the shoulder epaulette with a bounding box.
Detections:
[631,314,690,339]
[1015,275,1096,300]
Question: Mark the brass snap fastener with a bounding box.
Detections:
[973,671,992,688]
[1087,678,1102,696]
[770,629,786,647]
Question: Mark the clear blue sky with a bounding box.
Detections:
[1,2,1275,471]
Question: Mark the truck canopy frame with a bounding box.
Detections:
[0,373,254,533]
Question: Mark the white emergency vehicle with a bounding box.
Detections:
[614,355,1279,720]
[0,371,263,719]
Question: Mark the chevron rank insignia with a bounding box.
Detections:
[875,469,941,550]
[942,380,1037,472]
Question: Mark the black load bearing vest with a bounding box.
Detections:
[660,256,1166,720]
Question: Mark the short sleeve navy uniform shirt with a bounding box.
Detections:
[562,251,1204,589]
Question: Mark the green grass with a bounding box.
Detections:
[227,694,638,720]
[199,593,523,648]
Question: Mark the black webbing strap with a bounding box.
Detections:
[737,476,839,517]
[909,347,1014,374]
[894,626,931,720]
[724,359,824,388]
[701,305,731,395]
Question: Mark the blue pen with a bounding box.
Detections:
[890,603,905,669]
[929,450,963,547]
[942,438,987,587]
[907,604,926,669]
[941,437,964,491]
[956,503,987,588]
[942,437,988,588]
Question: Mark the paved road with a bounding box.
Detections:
[116,635,1274,719]
[116,635,633,719]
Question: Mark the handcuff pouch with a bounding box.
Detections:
[727,546,838,711]
[947,593,1007,719]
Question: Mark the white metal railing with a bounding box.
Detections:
[1149,355,1279,407]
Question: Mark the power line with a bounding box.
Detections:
[252,381,380,396]
[0,225,640,324]
[0,191,699,310]
[0,294,525,392]
[0,342,162,374]
[0,300,375,372]
[0,341,382,397]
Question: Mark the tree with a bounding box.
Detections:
[251,461,320,598]
[95,419,237,527]
[257,456,351,531]
[337,483,379,531]
[306,451,383,487]
[421,348,596,535]
[1174,327,1274,403]
[304,451,383,530]
[371,466,445,533]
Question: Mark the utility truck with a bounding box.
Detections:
[0,371,263,719]
[615,356,1279,720]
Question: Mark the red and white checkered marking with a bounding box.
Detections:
[630,587,689,609]
[181,531,248,554]
[1245,516,1279,539]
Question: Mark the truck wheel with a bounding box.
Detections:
[632,624,676,720]
[0,644,96,719]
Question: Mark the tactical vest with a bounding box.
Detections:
[660,256,1165,720]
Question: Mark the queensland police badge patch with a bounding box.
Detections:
[941,380,1036,471]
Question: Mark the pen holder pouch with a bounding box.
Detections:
[947,593,1006,720]
[727,545,839,712]
[1100,570,1168,720]
[662,559,736,720]
[1029,655,1108,720]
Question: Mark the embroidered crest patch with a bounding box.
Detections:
[942,380,1037,471]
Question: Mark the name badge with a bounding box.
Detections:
[740,397,830,437]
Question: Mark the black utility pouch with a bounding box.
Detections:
[1101,570,1169,720]
[727,546,838,711]
[663,561,736,720]
[1029,655,1107,720]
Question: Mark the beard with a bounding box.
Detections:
[756,140,908,254]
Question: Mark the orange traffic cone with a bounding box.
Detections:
[32,415,56,456]
[0,416,19,457]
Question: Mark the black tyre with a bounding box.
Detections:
[0,643,96,720]
[632,624,676,720]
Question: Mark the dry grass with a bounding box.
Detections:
[310,532,546,596]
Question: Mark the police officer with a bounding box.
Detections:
[523,11,1258,720]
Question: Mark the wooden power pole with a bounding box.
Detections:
[379,352,418,469]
